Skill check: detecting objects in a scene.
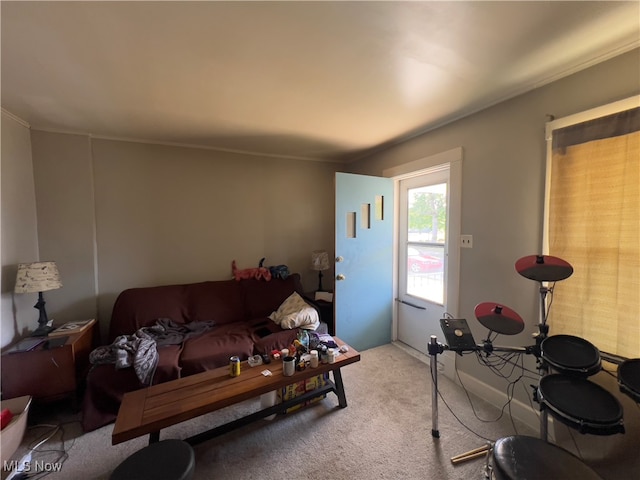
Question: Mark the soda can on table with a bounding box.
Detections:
[229,356,241,377]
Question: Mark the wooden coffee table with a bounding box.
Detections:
[112,337,360,446]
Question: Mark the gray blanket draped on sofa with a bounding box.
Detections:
[89,318,215,385]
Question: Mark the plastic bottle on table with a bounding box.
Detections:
[297,329,310,351]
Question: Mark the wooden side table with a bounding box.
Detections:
[1,319,96,402]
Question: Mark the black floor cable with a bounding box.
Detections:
[429,348,540,444]
[430,366,495,443]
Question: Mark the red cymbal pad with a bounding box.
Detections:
[515,255,573,282]
[474,302,525,335]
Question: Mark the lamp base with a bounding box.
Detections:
[30,325,54,337]
[30,291,54,337]
[317,270,324,292]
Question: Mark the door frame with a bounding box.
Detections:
[383,147,463,347]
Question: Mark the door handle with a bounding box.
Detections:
[395,298,426,310]
[336,274,346,281]
[336,256,344,262]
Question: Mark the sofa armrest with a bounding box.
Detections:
[303,294,334,335]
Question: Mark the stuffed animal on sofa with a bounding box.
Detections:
[231,259,272,281]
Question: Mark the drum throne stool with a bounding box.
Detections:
[488,435,603,480]
[110,439,195,480]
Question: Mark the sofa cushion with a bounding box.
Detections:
[185,281,244,325]
[252,327,300,356]
[241,274,304,319]
[154,344,184,383]
[179,323,255,376]
[109,285,189,341]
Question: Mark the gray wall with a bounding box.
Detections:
[348,48,639,466]
[4,132,337,343]
[31,133,98,330]
[1,113,40,346]
[349,48,639,379]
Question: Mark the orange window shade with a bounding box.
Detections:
[548,131,639,358]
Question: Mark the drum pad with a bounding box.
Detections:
[474,302,524,335]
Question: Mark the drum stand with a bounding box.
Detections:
[427,292,553,464]
[531,282,552,441]
[430,255,574,466]
[428,335,529,466]
[516,254,573,442]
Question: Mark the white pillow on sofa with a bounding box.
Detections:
[268,292,320,330]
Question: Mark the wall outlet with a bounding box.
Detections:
[460,234,473,248]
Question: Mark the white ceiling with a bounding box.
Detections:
[2,1,639,162]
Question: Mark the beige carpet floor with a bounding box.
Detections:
[3,343,638,479]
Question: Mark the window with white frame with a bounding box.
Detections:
[544,96,639,358]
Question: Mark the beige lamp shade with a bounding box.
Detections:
[311,251,330,271]
[14,262,62,293]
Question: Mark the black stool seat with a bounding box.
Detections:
[493,436,603,480]
[110,439,195,480]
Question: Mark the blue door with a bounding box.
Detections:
[335,172,394,351]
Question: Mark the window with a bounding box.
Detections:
[544,97,639,358]
[405,182,447,304]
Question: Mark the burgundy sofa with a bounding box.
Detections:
[81,274,321,432]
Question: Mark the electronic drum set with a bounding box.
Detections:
[428,254,640,479]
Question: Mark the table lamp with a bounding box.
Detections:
[14,261,62,336]
[311,250,330,292]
